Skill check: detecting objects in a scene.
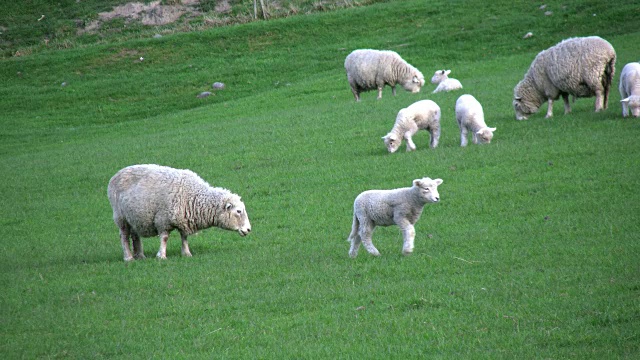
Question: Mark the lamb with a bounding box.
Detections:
[619,62,640,118]
[455,94,496,147]
[347,177,443,258]
[431,69,463,93]
[344,49,425,101]
[382,100,441,153]
[107,164,251,261]
[513,36,616,120]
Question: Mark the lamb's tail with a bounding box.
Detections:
[347,213,359,242]
[602,55,616,109]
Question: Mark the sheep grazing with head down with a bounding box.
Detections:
[344,49,425,101]
[107,164,251,261]
[455,94,496,147]
[382,99,441,153]
[513,36,616,120]
[619,62,640,118]
[431,69,463,93]
[347,177,443,258]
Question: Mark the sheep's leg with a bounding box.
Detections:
[180,231,192,257]
[377,87,384,100]
[594,90,604,112]
[132,233,145,259]
[348,215,361,258]
[119,227,134,262]
[430,127,440,148]
[391,85,397,97]
[460,127,468,147]
[400,223,417,256]
[359,221,380,256]
[351,87,360,102]
[562,93,571,114]
[545,99,554,118]
[156,231,170,259]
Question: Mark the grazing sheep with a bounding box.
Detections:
[382,100,441,153]
[513,36,616,120]
[455,94,496,147]
[347,177,443,257]
[107,164,251,261]
[619,62,640,118]
[344,49,425,101]
[431,69,463,93]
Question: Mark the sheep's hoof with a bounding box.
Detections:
[134,253,146,260]
[124,256,134,262]
[182,252,193,257]
[156,253,167,259]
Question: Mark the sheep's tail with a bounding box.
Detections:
[602,55,616,109]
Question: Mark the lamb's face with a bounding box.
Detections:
[476,127,496,144]
[413,177,443,203]
[382,133,401,153]
[223,200,251,236]
[430,70,449,84]
[622,96,640,117]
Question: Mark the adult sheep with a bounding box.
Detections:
[382,99,441,153]
[347,177,443,257]
[619,62,640,118]
[513,36,616,120]
[344,49,425,101]
[107,164,251,261]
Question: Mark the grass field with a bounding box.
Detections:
[1,0,640,358]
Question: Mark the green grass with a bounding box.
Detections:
[1,0,640,358]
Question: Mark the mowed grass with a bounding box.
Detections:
[1,0,640,358]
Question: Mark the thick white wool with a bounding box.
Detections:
[382,100,441,153]
[455,94,496,147]
[619,62,640,118]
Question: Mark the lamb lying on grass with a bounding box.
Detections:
[344,49,425,101]
[455,94,496,146]
[382,99,441,153]
[431,69,463,93]
[347,177,443,258]
[513,36,616,120]
[107,164,251,261]
[619,62,640,118]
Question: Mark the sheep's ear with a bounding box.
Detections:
[445,70,451,75]
[515,96,522,101]
[621,98,630,103]
[225,203,232,211]
[412,76,419,83]
[434,178,443,186]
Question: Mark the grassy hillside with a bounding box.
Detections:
[1,0,639,358]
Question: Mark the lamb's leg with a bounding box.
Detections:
[430,127,440,149]
[180,231,192,257]
[348,215,361,258]
[594,90,604,112]
[400,223,416,256]
[460,127,468,147]
[472,131,479,145]
[132,233,145,259]
[156,231,170,259]
[622,100,629,117]
[562,93,571,114]
[545,99,554,118]
[359,221,380,256]
[404,132,417,152]
[119,227,134,262]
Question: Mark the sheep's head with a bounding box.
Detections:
[219,195,251,236]
[476,127,497,144]
[413,177,443,203]
[621,96,640,117]
[402,73,425,93]
[382,133,402,153]
[513,82,539,120]
[430,70,450,84]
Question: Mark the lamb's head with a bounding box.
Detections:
[382,133,402,153]
[476,127,497,144]
[621,96,640,117]
[219,195,251,236]
[412,177,443,203]
[513,82,540,120]
[431,70,450,84]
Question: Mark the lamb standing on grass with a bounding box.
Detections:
[619,62,640,118]
[431,69,463,93]
[382,100,441,153]
[344,49,425,101]
[347,177,443,258]
[513,36,616,120]
[455,94,496,147]
[107,164,251,261]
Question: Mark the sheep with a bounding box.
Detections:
[382,100,441,153]
[344,49,425,101]
[431,69,463,93]
[619,62,640,118]
[455,94,496,147]
[513,36,616,120]
[107,164,251,261]
[347,177,443,258]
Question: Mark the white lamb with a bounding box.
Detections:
[107,164,251,261]
[431,69,463,93]
[347,177,443,258]
[382,100,441,153]
[513,36,616,120]
[344,49,425,101]
[455,94,496,147]
[619,62,640,118]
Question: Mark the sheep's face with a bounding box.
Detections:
[403,75,424,93]
[476,127,496,144]
[513,84,539,120]
[413,177,443,203]
[621,96,640,117]
[222,199,251,236]
[382,133,401,153]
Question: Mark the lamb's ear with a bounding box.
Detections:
[621,98,630,103]
[445,70,451,75]
[413,179,423,187]
[440,70,446,75]
[489,127,497,132]
[434,178,443,186]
